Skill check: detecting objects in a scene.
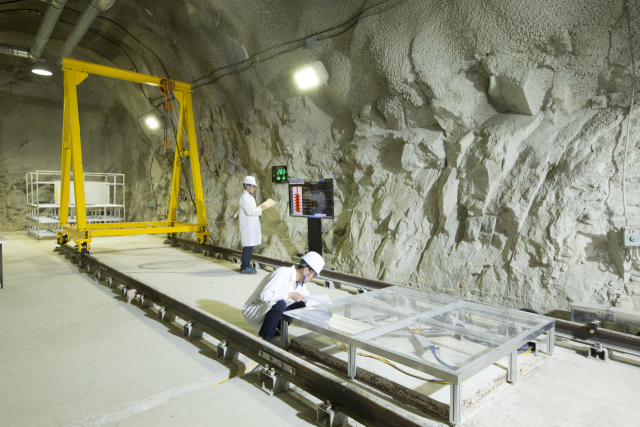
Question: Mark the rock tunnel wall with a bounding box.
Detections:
[1,0,639,312]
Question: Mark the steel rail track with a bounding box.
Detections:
[554,319,640,357]
[170,237,402,291]
[170,237,640,357]
[55,243,433,427]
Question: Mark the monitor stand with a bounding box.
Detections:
[308,218,323,255]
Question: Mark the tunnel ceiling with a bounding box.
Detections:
[1,0,640,313]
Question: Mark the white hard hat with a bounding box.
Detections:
[301,251,324,275]
[243,176,257,186]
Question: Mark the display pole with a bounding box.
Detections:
[308,218,323,255]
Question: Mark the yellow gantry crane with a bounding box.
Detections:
[58,58,209,252]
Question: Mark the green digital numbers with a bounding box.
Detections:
[271,166,288,184]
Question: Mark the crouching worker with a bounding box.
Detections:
[242,252,324,342]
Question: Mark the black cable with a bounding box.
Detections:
[191,0,405,84]
[0,3,170,78]
[135,102,164,208]
[623,0,636,227]
[0,8,153,99]
[57,18,152,99]
[168,111,197,215]
[63,7,171,79]
[191,0,409,89]
[517,344,533,355]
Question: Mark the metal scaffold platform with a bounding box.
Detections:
[26,171,125,240]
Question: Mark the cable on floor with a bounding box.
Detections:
[337,342,450,384]
[211,362,258,387]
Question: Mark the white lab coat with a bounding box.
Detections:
[242,266,310,332]
[239,190,262,247]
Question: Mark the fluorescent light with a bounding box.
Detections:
[145,117,159,129]
[294,61,328,90]
[32,60,53,76]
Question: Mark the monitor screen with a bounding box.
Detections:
[289,179,334,219]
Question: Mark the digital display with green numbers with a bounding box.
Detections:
[272,166,288,184]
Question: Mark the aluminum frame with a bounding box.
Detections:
[284,286,555,424]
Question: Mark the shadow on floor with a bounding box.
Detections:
[196,299,256,335]
[236,369,320,425]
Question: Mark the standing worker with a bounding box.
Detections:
[243,252,325,341]
[239,176,266,274]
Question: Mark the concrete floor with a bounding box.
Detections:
[1,232,639,427]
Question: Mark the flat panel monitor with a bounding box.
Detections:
[289,179,334,219]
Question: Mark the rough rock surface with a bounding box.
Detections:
[1,0,640,312]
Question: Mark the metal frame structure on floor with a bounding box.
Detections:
[281,286,555,425]
[58,58,209,252]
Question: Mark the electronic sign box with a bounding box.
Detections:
[272,166,288,184]
[289,179,334,219]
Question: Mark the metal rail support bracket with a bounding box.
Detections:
[623,229,640,247]
[138,294,154,309]
[316,401,348,427]
[184,321,203,340]
[587,342,610,362]
[191,247,202,254]
[256,365,290,395]
[258,350,296,375]
[324,280,335,289]
[106,277,113,287]
[158,306,176,322]
[217,340,239,363]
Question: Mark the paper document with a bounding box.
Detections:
[305,295,332,307]
[259,198,276,210]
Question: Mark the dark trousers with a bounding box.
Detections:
[241,246,253,270]
[259,300,306,341]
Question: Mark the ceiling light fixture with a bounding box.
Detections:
[31,59,53,76]
[294,61,328,90]
[145,116,160,129]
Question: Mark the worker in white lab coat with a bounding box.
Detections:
[243,252,325,341]
[239,176,266,274]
